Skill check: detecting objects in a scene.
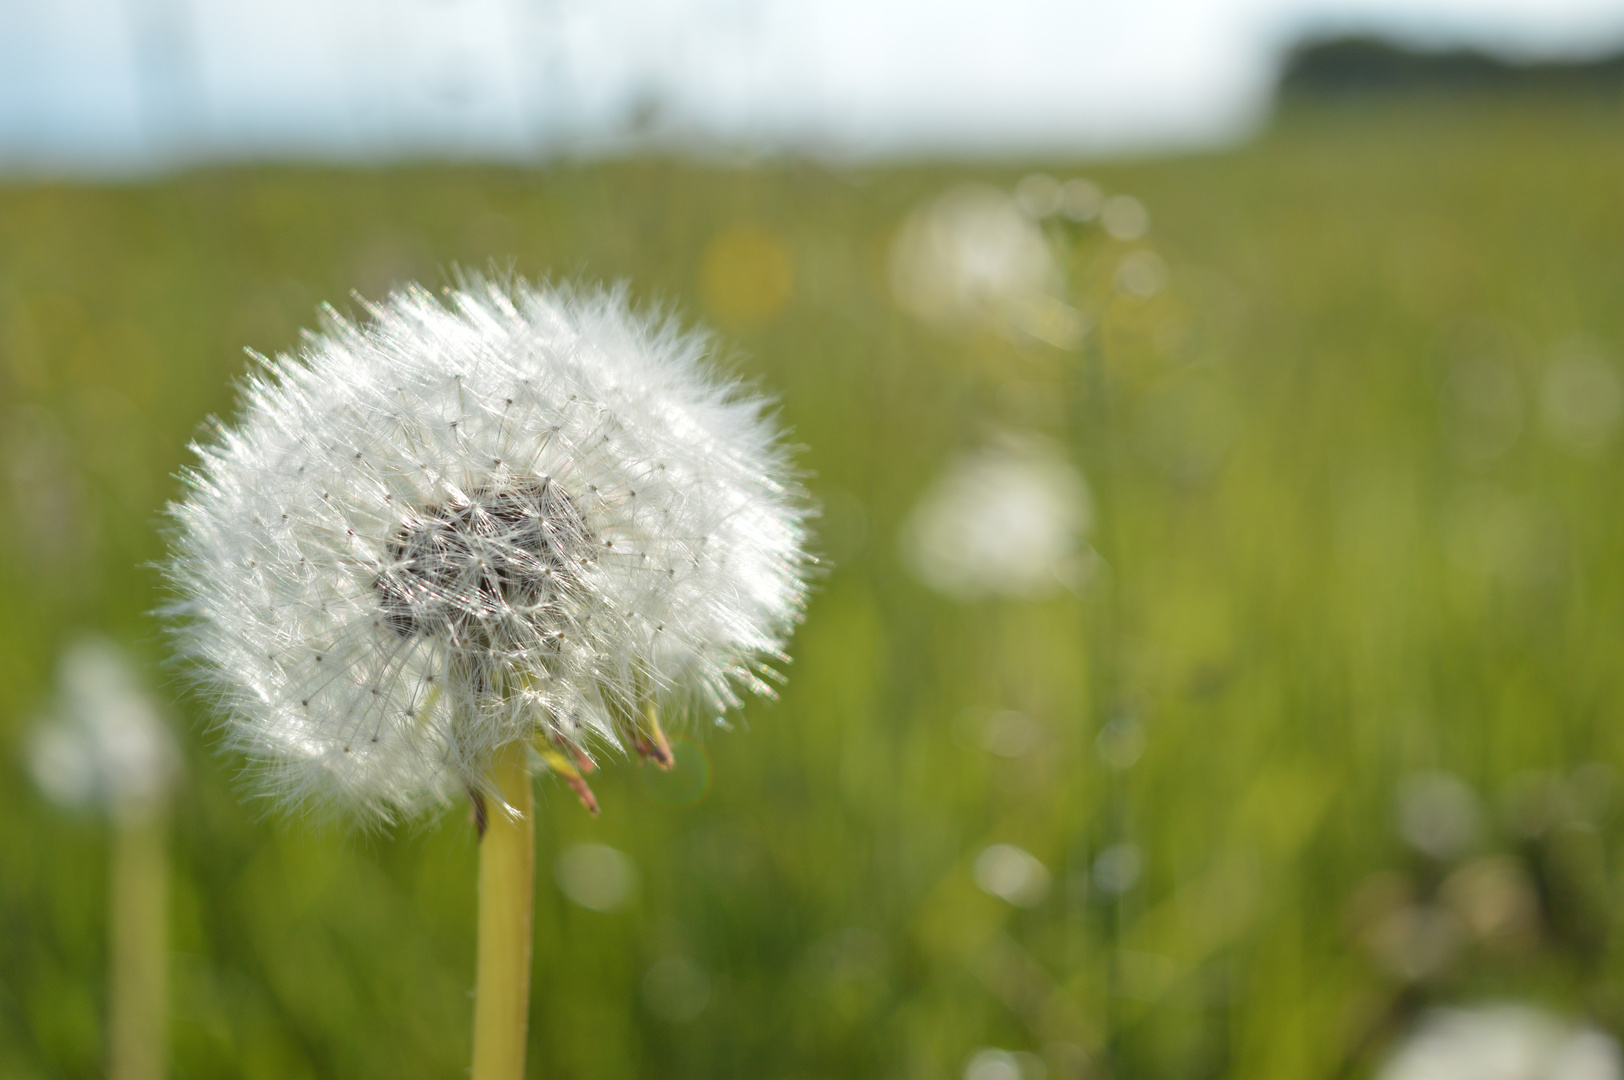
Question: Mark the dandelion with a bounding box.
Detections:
[889,185,1084,349]
[1378,1004,1621,1080]
[164,278,811,1080]
[30,636,179,1080]
[901,432,1092,600]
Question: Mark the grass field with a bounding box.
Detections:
[5,94,1624,1079]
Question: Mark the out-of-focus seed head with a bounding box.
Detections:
[29,636,180,818]
[889,185,1087,350]
[1378,1004,1621,1080]
[901,432,1092,601]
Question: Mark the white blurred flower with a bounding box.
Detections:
[165,279,811,821]
[902,434,1091,600]
[964,1048,1021,1080]
[29,637,179,816]
[1379,1005,1621,1080]
[974,843,1051,907]
[964,1048,1048,1080]
[890,185,1083,348]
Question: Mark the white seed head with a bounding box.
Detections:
[1378,1004,1621,1080]
[29,636,180,816]
[890,185,1059,327]
[901,432,1092,600]
[889,185,1085,349]
[165,280,811,821]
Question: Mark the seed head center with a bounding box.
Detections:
[374,479,594,645]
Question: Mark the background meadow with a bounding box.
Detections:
[6,92,1624,1078]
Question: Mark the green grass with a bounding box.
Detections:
[6,95,1624,1078]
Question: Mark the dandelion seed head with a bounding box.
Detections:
[165,279,811,821]
[890,185,1086,350]
[890,185,1058,327]
[1378,1004,1621,1080]
[902,433,1092,601]
[29,636,179,815]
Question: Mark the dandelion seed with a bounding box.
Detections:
[164,279,812,822]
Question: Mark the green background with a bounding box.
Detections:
[5,94,1624,1078]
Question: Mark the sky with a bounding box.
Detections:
[2,0,1624,173]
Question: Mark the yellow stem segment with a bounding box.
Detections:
[108,805,167,1080]
[471,741,535,1080]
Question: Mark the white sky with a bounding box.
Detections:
[2,0,1623,172]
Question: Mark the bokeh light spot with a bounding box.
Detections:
[641,737,711,807]
[1101,195,1150,240]
[699,226,795,328]
[1397,771,1480,861]
[1092,843,1142,896]
[1014,173,1063,219]
[643,955,710,1023]
[975,843,1051,907]
[964,1048,1023,1080]
[1541,347,1622,456]
[555,843,639,911]
[1061,178,1104,222]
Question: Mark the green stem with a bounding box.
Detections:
[108,804,167,1080]
[470,741,535,1080]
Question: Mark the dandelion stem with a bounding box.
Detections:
[108,804,167,1080]
[471,741,535,1080]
